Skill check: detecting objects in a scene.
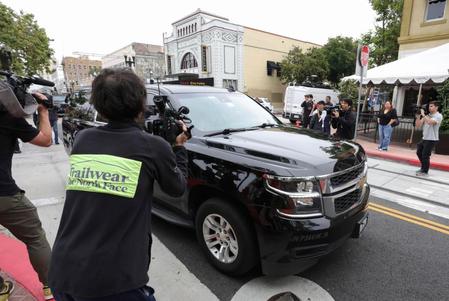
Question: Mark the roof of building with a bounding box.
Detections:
[243,26,322,47]
[172,8,229,25]
[132,43,164,55]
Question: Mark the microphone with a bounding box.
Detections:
[30,76,55,87]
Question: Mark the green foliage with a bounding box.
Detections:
[0,2,53,75]
[437,79,449,132]
[280,46,329,84]
[338,79,359,101]
[322,36,358,85]
[362,0,403,67]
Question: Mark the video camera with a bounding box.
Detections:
[144,95,194,145]
[0,47,55,118]
[411,103,428,116]
[327,104,342,117]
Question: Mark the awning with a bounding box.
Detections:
[343,42,449,85]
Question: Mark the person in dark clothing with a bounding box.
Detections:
[309,101,327,133]
[301,94,314,128]
[48,103,59,144]
[330,98,356,140]
[49,68,189,301]
[377,100,397,151]
[0,93,54,300]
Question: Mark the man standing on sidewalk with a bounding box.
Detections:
[415,101,442,176]
[0,93,54,300]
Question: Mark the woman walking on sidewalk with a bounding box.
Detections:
[377,100,398,151]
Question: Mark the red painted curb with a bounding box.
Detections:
[0,234,44,301]
[365,150,449,172]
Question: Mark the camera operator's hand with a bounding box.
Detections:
[32,92,49,112]
[175,121,189,147]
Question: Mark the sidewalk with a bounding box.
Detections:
[0,233,41,301]
[357,139,449,172]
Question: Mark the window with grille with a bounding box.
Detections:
[180,52,198,69]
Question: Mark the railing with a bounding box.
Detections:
[357,112,422,147]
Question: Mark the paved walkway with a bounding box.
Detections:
[356,139,449,172]
[0,233,40,301]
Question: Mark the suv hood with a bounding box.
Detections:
[194,126,365,177]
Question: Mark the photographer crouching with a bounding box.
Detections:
[330,98,356,140]
[48,68,189,301]
[0,92,54,300]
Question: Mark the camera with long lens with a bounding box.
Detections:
[0,47,55,118]
[411,103,427,116]
[144,95,194,145]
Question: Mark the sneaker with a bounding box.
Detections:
[416,171,429,177]
[0,280,14,301]
[43,286,54,300]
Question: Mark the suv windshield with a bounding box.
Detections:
[172,92,280,135]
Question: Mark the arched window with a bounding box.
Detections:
[180,52,198,69]
[194,23,197,31]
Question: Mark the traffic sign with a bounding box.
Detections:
[360,45,369,67]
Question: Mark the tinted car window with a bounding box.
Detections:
[172,92,280,134]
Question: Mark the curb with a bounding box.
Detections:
[365,150,449,172]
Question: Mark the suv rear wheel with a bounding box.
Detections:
[195,198,258,275]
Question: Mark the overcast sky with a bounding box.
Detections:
[3,0,377,61]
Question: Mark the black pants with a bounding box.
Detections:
[416,140,437,173]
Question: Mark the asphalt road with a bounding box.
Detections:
[152,195,449,301]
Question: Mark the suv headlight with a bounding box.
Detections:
[263,175,323,218]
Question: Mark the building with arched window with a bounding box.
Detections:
[164,9,318,105]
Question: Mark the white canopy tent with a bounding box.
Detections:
[343,42,449,85]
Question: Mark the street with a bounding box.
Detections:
[2,120,447,301]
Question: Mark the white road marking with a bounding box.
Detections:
[231,276,334,301]
[370,188,449,220]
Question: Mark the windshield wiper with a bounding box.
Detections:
[204,127,258,137]
[255,123,279,128]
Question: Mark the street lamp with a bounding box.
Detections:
[149,69,154,84]
[124,55,135,68]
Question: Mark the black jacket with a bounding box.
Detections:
[331,109,356,140]
[49,122,188,297]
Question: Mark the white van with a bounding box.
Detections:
[283,84,339,123]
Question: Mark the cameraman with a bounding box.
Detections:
[48,68,188,301]
[0,93,54,299]
[415,101,442,176]
[330,98,356,140]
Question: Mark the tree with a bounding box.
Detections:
[321,36,358,86]
[362,0,403,67]
[338,79,359,102]
[0,2,53,75]
[280,46,329,85]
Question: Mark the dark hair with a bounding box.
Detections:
[90,68,146,122]
[429,101,439,107]
[317,100,325,105]
[309,94,314,99]
[341,98,353,107]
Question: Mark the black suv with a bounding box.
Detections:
[62,85,369,276]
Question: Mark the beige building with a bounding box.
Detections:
[62,56,102,92]
[243,27,320,103]
[399,0,449,58]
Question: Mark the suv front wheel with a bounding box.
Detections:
[195,198,258,275]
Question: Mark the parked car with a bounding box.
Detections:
[62,85,370,276]
[255,97,274,112]
[52,95,69,117]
